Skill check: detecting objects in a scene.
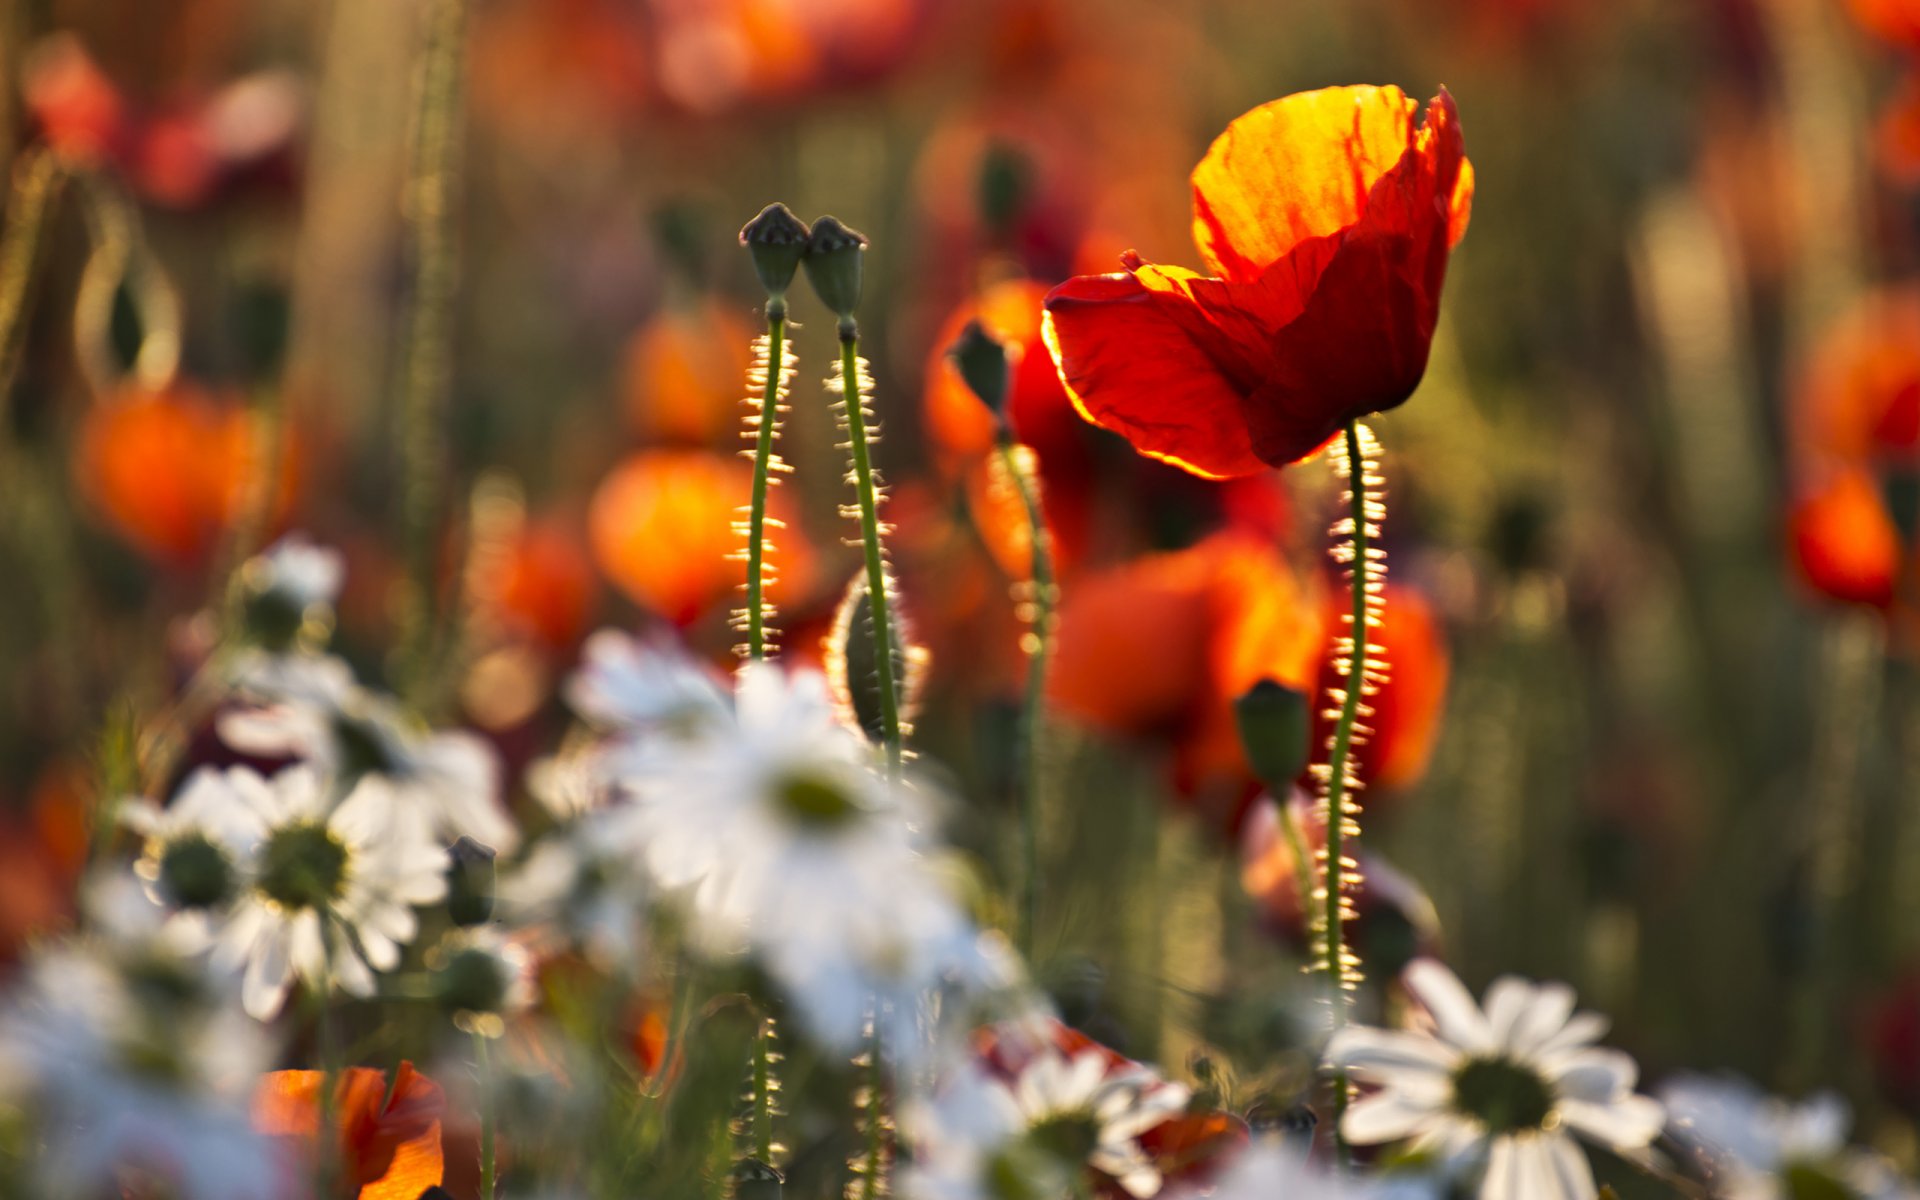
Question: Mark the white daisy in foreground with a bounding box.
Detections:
[900,1040,1189,1200]
[1326,958,1664,1200]
[122,766,267,929]
[1660,1074,1919,1200]
[0,878,280,1200]
[198,764,450,1019]
[220,651,518,852]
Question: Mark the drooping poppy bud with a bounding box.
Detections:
[739,202,810,309]
[946,318,1012,425]
[802,215,868,330]
[445,835,497,927]
[1233,679,1311,792]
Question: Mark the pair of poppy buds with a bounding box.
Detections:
[739,202,868,333]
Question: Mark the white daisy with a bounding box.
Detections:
[495,823,652,971]
[1660,1074,1919,1200]
[1195,1143,1438,1200]
[245,533,344,614]
[199,763,450,1019]
[591,658,991,1056]
[1326,958,1665,1200]
[564,628,730,735]
[900,1042,1190,1200]
[121,766,266,931]
[219,652,519,852]
[0,877,282,1200]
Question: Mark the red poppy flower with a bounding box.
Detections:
[1789,470,1901,609]
[1042,85,1473,478]
[252,1061,445,1199]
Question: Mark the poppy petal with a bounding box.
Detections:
[1191,84,1419,282]
[1042,272,1269,479]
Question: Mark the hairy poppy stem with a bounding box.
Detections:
[475,1029,497,1197]
[1321,420,1381,1160]
[743,313,790,660]
[995,434,1056,957]
[752,1013,777,1162]
[395,0,467,708]
[835,329,904,776]
[852,1014,888,1200]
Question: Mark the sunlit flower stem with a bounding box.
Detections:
[475,1028,497,1197]
[1318,421,1384,1156]
[312,924,343,1200]
[834,326,904,775]
[394,0,468,707]
[752,1013,780,1162]
[849,1016,890,1200]
[994,433,1056,957]
[742,312,793,660]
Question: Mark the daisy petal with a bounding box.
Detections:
[1342,1090,1441,1145]
[1403,958,1493,1053]
[1559,1095,1665,1154]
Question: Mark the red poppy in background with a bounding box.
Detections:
[1043,85,1473,478]
[621,298,756,447]
[589,447,812,627]
[75,383,296,569]
[1786,290,1920,609]
[253,1062,444,1199]
[1048,532,1326,830]
[483,517,598,650]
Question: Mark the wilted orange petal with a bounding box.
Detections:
[359,1120,443,1200]
[492,519,596,648]
[1794,289,1920,467]
[1191,84,1421,283]
[1790,472,1901,609]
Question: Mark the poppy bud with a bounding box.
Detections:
[431,945,512,1016]
[801,215,868,331]
[739,203,810,309]
[947,319,1012,426]
[1233,679,1310,790]
[445,835,497,927]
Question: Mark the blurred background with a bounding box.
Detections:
[4,0,1920,1169]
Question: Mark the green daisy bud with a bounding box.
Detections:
[739,203,810,308]
[946,319,1011,426]
[801,215,868,330]
[432,945,512,1016]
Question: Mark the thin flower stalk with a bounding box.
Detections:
[994,435,1056,957]
[847,1015,890,1200]
[476,1028,497,1198]
[395,0,468,705]
[750,1013,783,1166]
[736,321,797,660]
[831,332,904,775]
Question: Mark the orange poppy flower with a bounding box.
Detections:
[589,448,811,626]
[1042,85,1473,478]
[1789,470,1901,609]
[1848,0,1920,52]
[75,383,295,569]
[1879,74,1920,185]
[484,517,597,649]
[1305,580,1450,800]
[1048,532,1325,824]
[252,1062,444,1199]
[1793,289,1920,469]
[621,299,756,447]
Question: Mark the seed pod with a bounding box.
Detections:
[740,203,811,303]
[801,216,868,325]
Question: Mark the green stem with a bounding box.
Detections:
[994,435,1054,957]
[856,1016,886,1200]
[837,330,903,775]
[475,1029,497,1198]
[745,313,787,660]
[751,1014,775,1162]
[1322,421,1373,1157]
[395,0,467,705]
[313,927,342,1200]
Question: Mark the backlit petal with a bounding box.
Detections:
[1042,273,1268,479]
